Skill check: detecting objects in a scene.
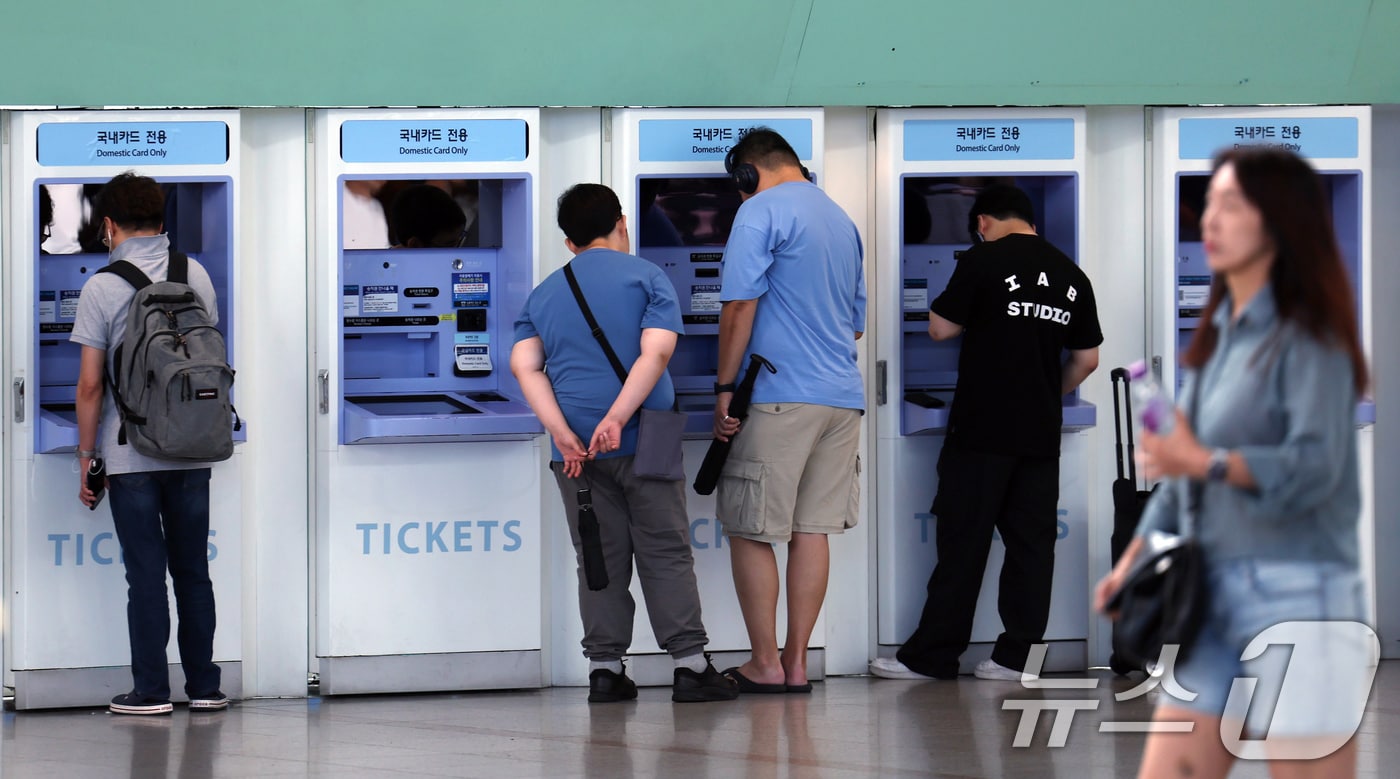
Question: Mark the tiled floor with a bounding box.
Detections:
[2,662,1396,778]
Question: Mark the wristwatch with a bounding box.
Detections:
[713,382,737,394]
[1206,448,1229,482]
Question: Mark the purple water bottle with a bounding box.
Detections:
[1127,360,1175,434]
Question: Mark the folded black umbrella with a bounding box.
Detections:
[693,354,776,496]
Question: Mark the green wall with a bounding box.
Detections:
[4,0,1398,107]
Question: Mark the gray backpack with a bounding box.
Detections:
[99,252,239,462]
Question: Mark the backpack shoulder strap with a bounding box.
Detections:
[96,259,154,291]
[166,251,189,284]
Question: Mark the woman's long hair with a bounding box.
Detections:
[1183,147,1368,394]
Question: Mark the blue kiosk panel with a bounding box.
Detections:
[899,174,1094,435]
[1173,169,1370,422]
[635,175,746,437]
[338,176,540,444]
[34,178,239,453]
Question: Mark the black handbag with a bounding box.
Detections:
[563,263,685,481]
[1107,378,1208,670]
[1107,530,1206,668]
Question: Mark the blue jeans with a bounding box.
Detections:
[108,468,220,700]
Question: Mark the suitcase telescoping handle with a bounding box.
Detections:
[1110,367,1138,484]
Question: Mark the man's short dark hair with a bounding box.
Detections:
[96,172,165,232]
[391,184,466,247]
[969,185,1035,226]
[557,183,622,247]
[728,127,802,170]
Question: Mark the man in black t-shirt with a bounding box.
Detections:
[872,185,1103,681]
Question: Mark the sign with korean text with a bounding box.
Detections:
[1178,118,1358,160]
[638,119,814,162]
[340,120,528,163]
[904,119,1075,161]
[37,122,229,166]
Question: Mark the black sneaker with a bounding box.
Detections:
[189,692,229,711]
[588,668,638,703]
[109,692,173,716]
[672,658,740,703]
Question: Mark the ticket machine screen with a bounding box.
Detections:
[1172,171,1361,382]
[338,176,536,443]
[900,174,1079,434]
[635,176,744,429]
[35,180,233,453]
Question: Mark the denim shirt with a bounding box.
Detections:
[1136,285,1360,568]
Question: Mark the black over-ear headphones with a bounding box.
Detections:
[725,145,816,194]
[725,144,760,195]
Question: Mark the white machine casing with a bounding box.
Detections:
[310,108,545,694]
[874,107,1093,673]
[3,109,244,708]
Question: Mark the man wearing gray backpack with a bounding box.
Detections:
[71,172,229,715]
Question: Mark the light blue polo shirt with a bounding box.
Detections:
[514,248,684,461]
[720,181,866,410]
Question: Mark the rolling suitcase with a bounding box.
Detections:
[1109,366,1157,675]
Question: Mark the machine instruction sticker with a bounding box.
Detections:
[903,118,1076,161]
[343,285,360,315]
[903,279,929,310]
[1178,117,1358,160]
[39,290,56,323]
[455,333,492,372]
[638,118,814,162]
[59,290,82,320]
[901,117,1075,160]
[452,272,490,307]
[691,284,721,313]
[36,121,230,166]
[1178,274,1211,317]
[340,120,528,163]
[362,285,399,314]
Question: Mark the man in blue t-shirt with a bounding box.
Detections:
[512,183,737,704]
[711,128,866,694]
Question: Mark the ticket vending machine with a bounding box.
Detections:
[312,109,545,694]
[4,110,244,708]
[574,108,828,685]
[1150,106,1375,614]
[873,108,1095,672]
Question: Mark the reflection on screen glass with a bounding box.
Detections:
[39,183,102,255]
[902,177,1028,245]
[39,181,218,255]
[1178,175,1208,244]
[343,179,500,250]
[638,176,744,247]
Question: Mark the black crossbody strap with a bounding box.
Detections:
[563,263,629,385]
[1185,374,1204,538]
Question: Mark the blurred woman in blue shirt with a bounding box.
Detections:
[1096,147,1372,779]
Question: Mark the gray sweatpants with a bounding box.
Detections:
[551,457,708,661]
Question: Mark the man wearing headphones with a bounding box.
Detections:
[712,128,866,694]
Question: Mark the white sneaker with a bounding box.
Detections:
[974,658,1037,682]
[869,657,935,680]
